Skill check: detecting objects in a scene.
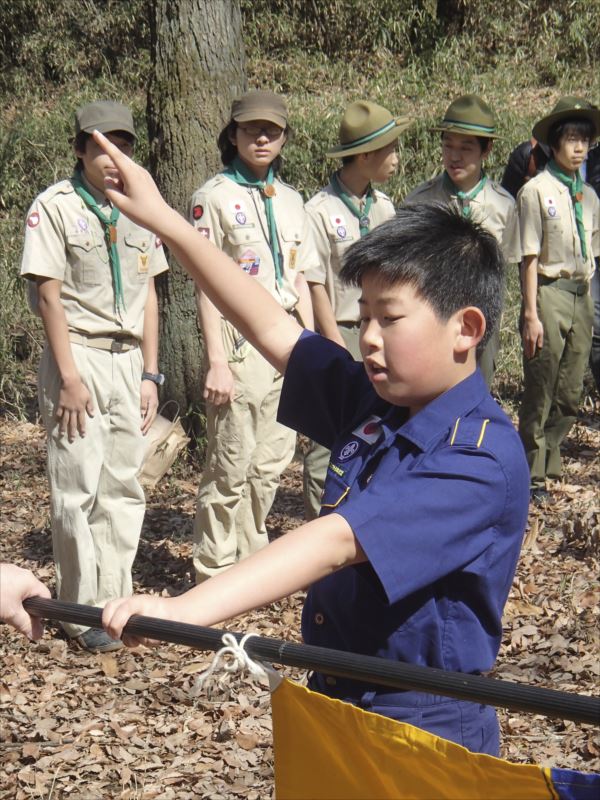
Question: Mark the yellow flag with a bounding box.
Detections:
[272,678,555,800]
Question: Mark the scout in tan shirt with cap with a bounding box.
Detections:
[517,97,599,501]
[190,90,318,582]
[404,95,521,387]
[302,100,411,519]
[20,101,168,652]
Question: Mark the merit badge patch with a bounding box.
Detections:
[27,211,40,229]
[138,253,149,274]
[238,249,260,276]
[76,217,88,232]
[352,415,382,444]
[339,440,360,462]
[192,205,204,220]
[198,227,210,239]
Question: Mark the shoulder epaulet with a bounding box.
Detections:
[36,179,74,203]
[405,179,437,201]
[448,416,492,449]
[488,180,514,202]
[305,190,329,210]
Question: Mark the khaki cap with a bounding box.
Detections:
[532,96,600,145]
[75,100,136,139]
[432,94,499,139]
[231,90,288,128]
[326,101,411,158]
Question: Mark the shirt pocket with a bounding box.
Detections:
[124,233,152,283]
[543,218,565,265]
[66,232,104,286]
[320,469,351,511]
[280,225,303,270]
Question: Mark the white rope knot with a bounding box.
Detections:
[192,632,267,696]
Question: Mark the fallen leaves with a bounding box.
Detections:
[1,413,598,797]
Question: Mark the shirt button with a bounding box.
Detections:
[314,612,324,625]
[325,676,336,686]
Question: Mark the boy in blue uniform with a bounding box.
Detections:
[95,133,530,756]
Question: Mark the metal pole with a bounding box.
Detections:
[22,597,600,726]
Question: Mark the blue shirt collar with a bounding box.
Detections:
[378,369,490,452]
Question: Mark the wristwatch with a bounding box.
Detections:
[142,371,165,386]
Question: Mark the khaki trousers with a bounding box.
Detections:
[303,324,361,520]
[193,332,296,582]
[38,343,145,637]
[518,281,593,488]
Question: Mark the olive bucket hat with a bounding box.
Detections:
[532,96,600,146]
[75,100,136,139]
[231,90,288,129]
[431,94,499,139]
[326,101,411,158]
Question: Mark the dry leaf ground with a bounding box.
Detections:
[1,406,598,799]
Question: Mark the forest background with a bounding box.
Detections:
[1,0,599,430]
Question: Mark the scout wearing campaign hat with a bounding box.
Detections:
[75,100,136,138]
[431,94,500,139]
[327,101,411,158]
[532,96,600,145]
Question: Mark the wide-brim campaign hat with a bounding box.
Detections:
[231,90,288,129]
[326,101,411,158]
[431,94,499,139]
[532,96,600,145]
[75,100,136,139]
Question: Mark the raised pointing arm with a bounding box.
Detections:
[94,130,303,375]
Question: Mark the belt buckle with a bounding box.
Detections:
[111,340,124,353]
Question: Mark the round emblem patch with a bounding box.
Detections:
[339,441,359,461]
[192,205,204,220]
[548,206,557,217]
[337,226,347,239]
[27,211,40,228]
[235,211,247,225]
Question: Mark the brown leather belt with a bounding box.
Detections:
[69,332,140,353]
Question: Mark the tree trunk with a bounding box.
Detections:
[148,0,246,423]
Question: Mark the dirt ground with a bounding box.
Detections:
[0,409,598,799]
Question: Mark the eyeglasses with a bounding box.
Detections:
[238,124,284,139]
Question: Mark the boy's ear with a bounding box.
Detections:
[454,306,486,353]
[482,140,493,159]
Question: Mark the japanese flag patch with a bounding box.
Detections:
[352,415,383,444]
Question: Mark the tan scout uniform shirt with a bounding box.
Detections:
[304,181,395,322]
[21,177,168,339]
[190,173,319,312]
[405,174,521,263]
[518,169,600,280]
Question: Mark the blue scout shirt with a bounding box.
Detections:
[278,332,529,708]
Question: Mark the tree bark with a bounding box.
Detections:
[148,0,246,420]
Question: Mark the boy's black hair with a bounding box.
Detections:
[217,120,291,173]
[548,118,596,151]
[340,203,504,351]
[441,132,491,154]
[73,130,135,166]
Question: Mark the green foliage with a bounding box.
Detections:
[1,0,150,97]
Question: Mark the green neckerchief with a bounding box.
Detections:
[443,171,487,219]
[331,171,373,237]
[547,159,587,261]
[223,157,282,286]
[71,167,126,315]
